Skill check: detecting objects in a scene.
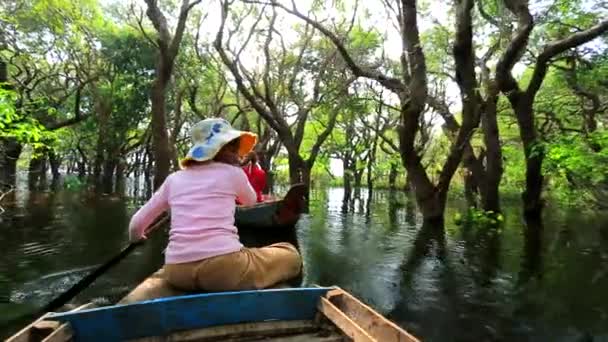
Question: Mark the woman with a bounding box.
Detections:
[241,151,267,202]
[128,118,301,291]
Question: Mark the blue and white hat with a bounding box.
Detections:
[180,118,257,167]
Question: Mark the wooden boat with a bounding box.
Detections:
[235,184,307,230]
[8,285,420,342]
[9,227,417,342]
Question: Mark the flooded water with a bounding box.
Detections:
[1,187,608,341]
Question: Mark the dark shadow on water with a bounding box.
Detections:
[401,223,447,285]
[519,217,544,286]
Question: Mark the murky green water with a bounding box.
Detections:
[1,187,608,341]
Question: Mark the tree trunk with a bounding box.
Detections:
[354,169,363,189]
[0,138,22,189]
[342,158,353,202]
[93,89,111,193]
[515,99,544,218]
[76,145,87,181]
[258,150,274,194]
[463,169,478,208]
[287,152,306,186]
[115,158,126,196]
[480,86,502,212]
[133,151,142,198]
[102,158,116,194]
[39,157,49,190]
[388,161,397,191]
[416,190,447,226]
[366,159,374,194]
[48,149,61,190]
[366,132,378,193]
[150,71,172,189]
[144,145,154,199]
[93,145,104,193]
[353,163,364,199]
[28,148,47,191]
[404,172,411,192]
[143,0,200,189]
[287,152,310,212]
[169,89,184,171]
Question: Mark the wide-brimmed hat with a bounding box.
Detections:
[180,118,257,167]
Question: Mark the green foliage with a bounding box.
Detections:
[454,207,504,228]
[544,131,608,206]
[0,88,53,146]
[63,174,85,191]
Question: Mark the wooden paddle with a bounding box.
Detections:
[39,213,170,314]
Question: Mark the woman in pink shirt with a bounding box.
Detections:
[128,118,302,292]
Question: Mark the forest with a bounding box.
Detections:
[1,0,607,223]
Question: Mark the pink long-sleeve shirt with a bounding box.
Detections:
[128,162,257,264]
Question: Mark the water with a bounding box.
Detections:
[1,187,608,341]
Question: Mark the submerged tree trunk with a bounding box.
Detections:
[388,161,398,191]
[354,169,363,190]
[92,86,111,193]
[144,144,154,199]
[76,146,87,181]
[287,153,305,186]
[28,148,47,191]
[115,158,126,196]
[463,169,478,208]
[102,158,117,194]
[133,151,142,198]
[0,138,22,189]
[404,173,411,193]
[48,149,61,190]
[93,146,104,193]
[342,158,353,203]
[287,152,311,212]
[366,154,375,194]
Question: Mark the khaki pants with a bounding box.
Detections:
[164,242,302,292]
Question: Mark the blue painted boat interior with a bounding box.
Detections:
[48,287,332,342]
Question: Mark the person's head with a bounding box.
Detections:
[213,136,241,164]
[245,151,258,164]
[180,118,257,169]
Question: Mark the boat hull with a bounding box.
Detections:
[235,184,307,230]
[48,288,332,342]
[15,287,420,342]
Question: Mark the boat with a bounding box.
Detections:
[235,183,307,230]
[7,285,420,342]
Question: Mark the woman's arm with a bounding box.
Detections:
[128,176,171,242]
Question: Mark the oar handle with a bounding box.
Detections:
[143,213,170,237]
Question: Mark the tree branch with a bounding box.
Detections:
[214,0,283,134]
[171,0,203,58]
[438,0,480,192]
[242,0,406,94]
[526,19,608,98]
[495,0,533,96]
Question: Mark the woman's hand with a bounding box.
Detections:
[129,233,147,244]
